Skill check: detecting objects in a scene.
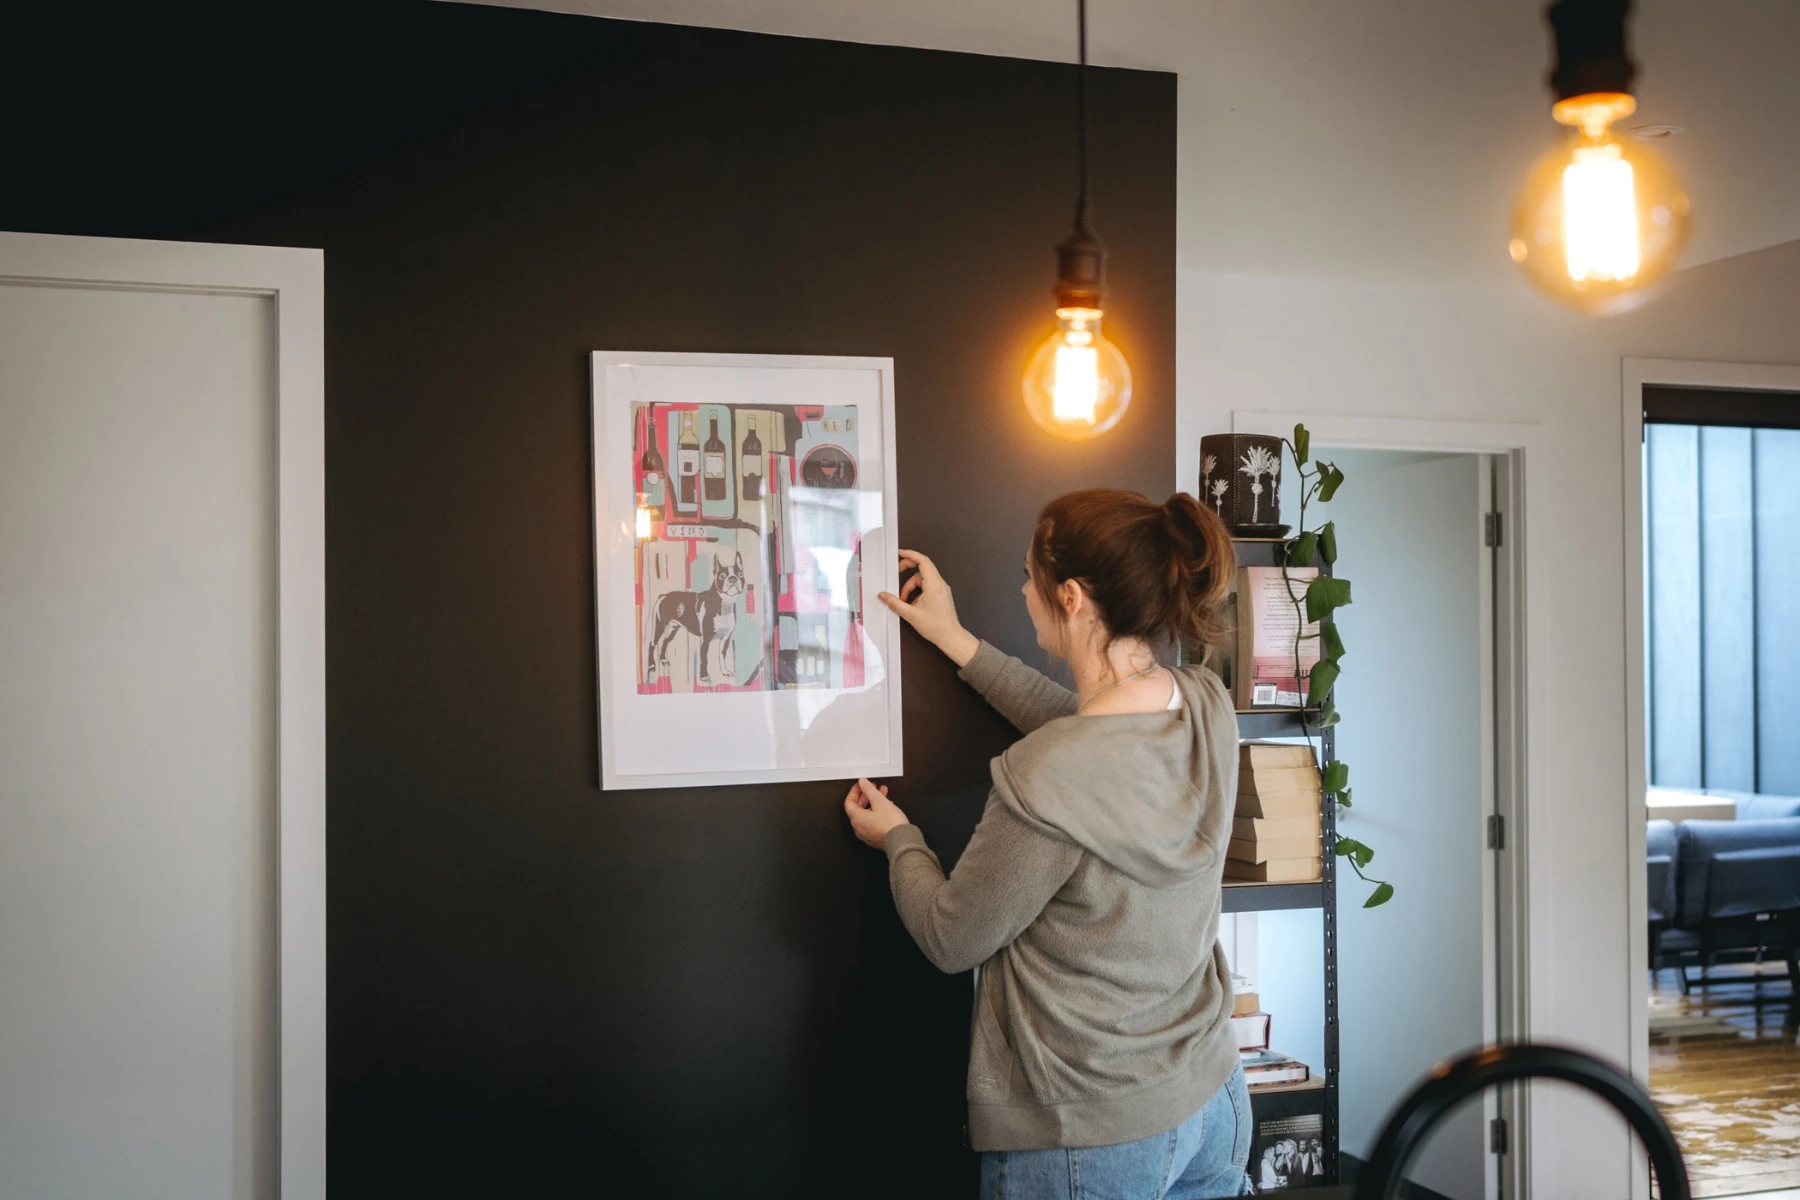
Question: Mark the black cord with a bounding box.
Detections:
[1076,0,1089,231]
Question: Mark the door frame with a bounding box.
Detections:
[1620,357,1800,1200]
[0,231,326,1198]
[1232,410,1543,1200]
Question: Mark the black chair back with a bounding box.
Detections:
[1352,1044,1689,1200]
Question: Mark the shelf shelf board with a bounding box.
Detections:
[1222,880,1326,913]
[1232,538,1289,568]
[1236,708,1320,739]
[1249,1076,1325,1096]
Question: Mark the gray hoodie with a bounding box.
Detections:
[882,640,1241,1151]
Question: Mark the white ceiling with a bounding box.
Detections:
[469,0,1800,283]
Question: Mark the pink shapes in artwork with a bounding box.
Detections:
[841,616,864,688]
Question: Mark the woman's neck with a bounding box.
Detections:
[1070,636,1160,709]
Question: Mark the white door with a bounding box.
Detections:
[0,234,324,1199]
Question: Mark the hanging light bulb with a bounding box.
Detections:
[1022,0,1132,441]
[1509,0,1690,314]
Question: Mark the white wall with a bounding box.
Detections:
[1177,238,1800,1199]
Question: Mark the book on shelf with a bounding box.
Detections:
[1252,1110,1328,1190]
[1240,1048,1311,1087]
[1234,787,1321,821]
[1238,762,1322,798]
[1228,835,1322,864]
[1233,814,1322,841]
[1230,1010,1271,1051]
[1224,858,1323,884]
[1240,740,1315,769]
[1234,566,1321,709]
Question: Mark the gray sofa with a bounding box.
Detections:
[1649,807,1800,990]
[1695,789,1800,820]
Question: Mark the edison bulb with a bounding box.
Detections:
[1509,94,1691,315]
[1022,308,1132,440]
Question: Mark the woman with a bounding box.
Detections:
[842,488,1249,1200]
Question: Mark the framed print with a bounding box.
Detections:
[590,351,903,790]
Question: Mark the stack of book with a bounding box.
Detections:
[1241,1048,1312,1089]
[1230,984,1314,1090]
[1225,741,1323,883]
[1230,988,1271,1052]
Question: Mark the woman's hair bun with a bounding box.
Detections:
[1028,488,1236,657]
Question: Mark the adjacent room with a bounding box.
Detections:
[1640,383,1800,1198]
[2,2,1797,1199]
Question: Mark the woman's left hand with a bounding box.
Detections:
[843,778,910,849]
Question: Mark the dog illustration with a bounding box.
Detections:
[647,552,746,687]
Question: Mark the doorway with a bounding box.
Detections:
[1632,377,1800,1199]
[1224,430,1516,1200]
[0,232,324,1198]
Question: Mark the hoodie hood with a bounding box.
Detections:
[989,666,1239,887]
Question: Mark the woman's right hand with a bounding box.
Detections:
[879,549,979,667]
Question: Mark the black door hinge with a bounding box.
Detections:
[1484,512,1503,548]
[1491,1116,1509,1154]
[1487,814,1505,850]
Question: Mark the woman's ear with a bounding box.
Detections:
[1060,578,1085,621]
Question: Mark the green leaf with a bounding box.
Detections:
[1308,659,1340,703]
[1294,424,1311,465]
[1319,521,1338,566]
[1320,621,1346,662]
[1305,576,1353,623]
[1363,881,1395,908]
[1318,465,1346,503]
[1334,836,1364,859]
[1288,531,1317,567]
[1322,761,1349,793]
[1337,787,1353,808]
[1312,701,1341,727]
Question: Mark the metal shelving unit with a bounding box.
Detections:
[1226,536,1341,1188]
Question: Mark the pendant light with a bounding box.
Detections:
[1509,0,1691,314]
[1021,0,1133,440]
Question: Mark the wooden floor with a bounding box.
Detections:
[1651,963,1800,1198]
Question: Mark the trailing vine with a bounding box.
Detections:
[1278,423,1393,908]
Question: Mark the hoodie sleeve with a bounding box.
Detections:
[957,640,1078,734]
[882,792,1082,975]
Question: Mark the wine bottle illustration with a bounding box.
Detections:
[640,413,666,519]
[703,415,727,501]
[740,414,764,501]
[676,412,700,508]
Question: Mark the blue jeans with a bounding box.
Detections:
[980,1065,1253,1200]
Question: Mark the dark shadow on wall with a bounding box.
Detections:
[0,3,1176,1195]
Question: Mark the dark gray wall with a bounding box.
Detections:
[1,3,1176,1195]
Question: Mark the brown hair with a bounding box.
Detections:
[1029,489,1235,658]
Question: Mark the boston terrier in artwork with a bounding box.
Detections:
[647,551,746,687]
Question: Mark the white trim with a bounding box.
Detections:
[0,230,327,1199]
[1231,410,1541,457]
[1232,409,1545,1200]
[1477,455,1501,1200]
[1620,357,1800,1200]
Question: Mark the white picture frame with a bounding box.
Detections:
[590,351,903,790]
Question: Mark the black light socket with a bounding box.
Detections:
[1546,0,1637,101]
[1054,220,1107,312]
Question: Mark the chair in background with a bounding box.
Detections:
[1647,818,1677,974]
[1661,817,1800,992]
